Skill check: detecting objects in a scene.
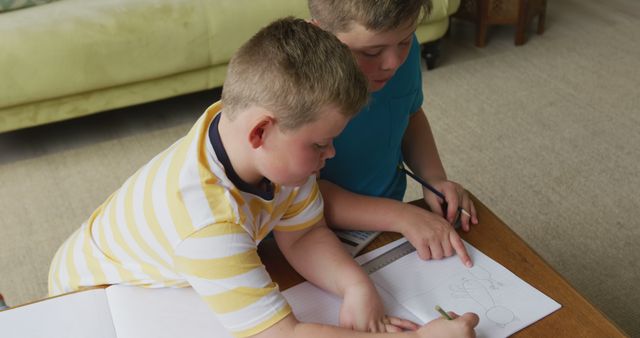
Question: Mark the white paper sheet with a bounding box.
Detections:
[0,289,117,338]
[290,238,561,338]
[282,281,422,326]
[105,286,232,338]
[371,239,561,337]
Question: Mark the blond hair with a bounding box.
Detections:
[308,0,432,33]
[221,17,368,131]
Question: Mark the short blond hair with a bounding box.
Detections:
[221,17,368,131]
[308,0,432,33]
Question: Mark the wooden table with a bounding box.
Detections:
[258,194,628,337]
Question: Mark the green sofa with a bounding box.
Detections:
[0,0,460,133]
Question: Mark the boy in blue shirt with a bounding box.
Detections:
[310,0,479,267]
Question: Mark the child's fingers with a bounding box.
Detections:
[440,185,460,223]
[447,200,459,224]
[373,320,385,333]
[384,324,403,333]
[429,241,444,260]
[469,201,479,225]
[440,234,454,257]
[459,207,471,232]
[451,233,473,268]
[457,312,480,328]
[459,193,478,231]
[415,244,432,261]
[387,316,420,331]
[424,193,444,217]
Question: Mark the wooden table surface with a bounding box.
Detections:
[258,194,628,337]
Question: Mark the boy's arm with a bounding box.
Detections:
[274,219,371,294]
[401,108,446,186]
[318,180,471,266]
[401,108,478,229]
[318,179,413,232]
[250,310,479,338]
[274,219,392,331]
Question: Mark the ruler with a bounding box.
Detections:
[361,241,416,274]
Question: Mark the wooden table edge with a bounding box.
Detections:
[471,198,627,335]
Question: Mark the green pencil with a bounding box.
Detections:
[435,305,453,320]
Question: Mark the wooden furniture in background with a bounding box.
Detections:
[453,0,547,47]
[259,194,628,337]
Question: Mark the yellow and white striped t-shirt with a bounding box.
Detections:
[48,101,324,337]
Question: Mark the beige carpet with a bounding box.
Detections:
[1,0,638,335]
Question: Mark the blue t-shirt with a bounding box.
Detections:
[320,35,423,201]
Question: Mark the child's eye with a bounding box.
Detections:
[314,143,329,150]
[362,50,382,57]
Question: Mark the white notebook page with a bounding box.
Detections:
[288,238,561,337]
[0,288,116,338]
[105,286,232,338]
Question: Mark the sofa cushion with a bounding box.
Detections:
[0,0,310,110]
[0,0,212,108]
[426,0,460,22]
[0,0,57,12]
[203,0,310,66]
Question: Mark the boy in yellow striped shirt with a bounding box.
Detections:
[49,17,477,338]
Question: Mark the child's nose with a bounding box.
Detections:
[323,143,336,160]
[380,50,403,71]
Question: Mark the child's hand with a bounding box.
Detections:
[426,179,478,232]
[417,311,479,338]
[339,280,419,332]
[397,203,473,267]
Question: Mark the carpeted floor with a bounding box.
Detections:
[1,0,638,335]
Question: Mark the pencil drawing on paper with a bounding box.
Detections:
[449,265,517,328]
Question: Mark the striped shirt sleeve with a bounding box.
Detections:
[173,222,290,337]
[274,176,324,232]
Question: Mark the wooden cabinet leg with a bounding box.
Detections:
[515,0,528,45]
[476,0,489,47]
[537,0,547,34]
[476,21,488,47]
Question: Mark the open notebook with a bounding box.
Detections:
[287,238,561,338]
[0,286,228,338]
[0,239,560,338]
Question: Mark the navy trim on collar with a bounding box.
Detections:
[209,113,274,200]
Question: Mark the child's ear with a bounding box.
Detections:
[248,116,274,149]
